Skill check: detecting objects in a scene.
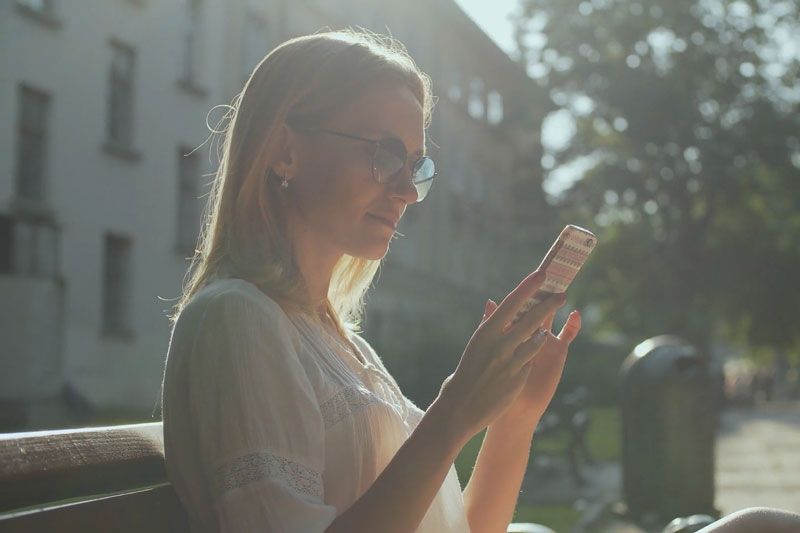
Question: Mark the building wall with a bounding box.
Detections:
[0,0,543,428]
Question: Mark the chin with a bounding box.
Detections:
[359,244,390,261]
[347,238,391,261]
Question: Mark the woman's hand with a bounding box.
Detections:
[482,297,582,422]
[433,270,569,444]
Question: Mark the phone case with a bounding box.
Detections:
[509,224,597,327]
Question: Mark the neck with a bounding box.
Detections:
[286,214,343,316]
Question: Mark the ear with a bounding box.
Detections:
[270,122,302,180]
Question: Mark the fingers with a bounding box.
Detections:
[479,299,499,325]
[543,308,556,332]
[485,270,547,332]
[504,292,566,346]
[508,327,549,373]
[557,310,582,345]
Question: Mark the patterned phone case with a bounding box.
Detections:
[509,224,597,328]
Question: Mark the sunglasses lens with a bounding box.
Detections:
[412,157,436,202]
[412,157,435,183]
[373,142,406,183]
[415,179,433,202]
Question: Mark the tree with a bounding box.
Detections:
[512,0,800,358]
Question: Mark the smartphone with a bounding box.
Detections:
[508,224,597,328]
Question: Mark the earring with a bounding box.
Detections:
[281,175,289,188]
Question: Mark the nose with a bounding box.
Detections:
[389,164,420,204]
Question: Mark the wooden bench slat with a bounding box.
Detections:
[0,422,168,513]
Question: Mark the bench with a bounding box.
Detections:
[0,422,552,532]
[0,422,189,532]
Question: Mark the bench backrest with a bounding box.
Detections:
[0,422,190,532]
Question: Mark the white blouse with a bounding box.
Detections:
[161,277,470,533]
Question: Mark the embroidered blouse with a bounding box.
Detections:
[161,277,470,532]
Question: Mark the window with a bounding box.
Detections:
[16,0,54,13]
[176,147,201,252]
[15,0,61,27]
[447,71,462,103]
[487,90,504,125]
[102,234,133,337]
[468,78,485,119]
[242,10,268,79]
[106,40,136,148]
[0,214,59,277]
[179,0,204,89]
[15,85,51,203]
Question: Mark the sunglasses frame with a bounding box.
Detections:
[309,127,437,202]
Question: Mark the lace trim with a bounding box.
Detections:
[320,384,383,429]
[320,331,411,424]
[212,451,323,499]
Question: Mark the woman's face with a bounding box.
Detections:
[285,79,425,261]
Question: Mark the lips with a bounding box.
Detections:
[368,213,399,229]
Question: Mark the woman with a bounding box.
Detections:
[160,28,578,532]
[159,28,798,533]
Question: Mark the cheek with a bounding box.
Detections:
[296,155,377,226]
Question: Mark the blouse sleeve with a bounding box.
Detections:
[186,288,337,533]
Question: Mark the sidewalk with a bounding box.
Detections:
[715,401,800,514]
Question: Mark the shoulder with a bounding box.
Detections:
[177,278,300,344]
[187,277,286,316]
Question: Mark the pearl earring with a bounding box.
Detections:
[281,175,289,188]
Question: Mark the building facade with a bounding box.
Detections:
[0,0,546,430]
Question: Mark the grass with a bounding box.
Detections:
[513,503,582,531]
[530,406,621,463]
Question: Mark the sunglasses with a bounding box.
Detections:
[307,127,437,203]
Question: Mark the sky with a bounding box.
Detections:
[453,0,520,57]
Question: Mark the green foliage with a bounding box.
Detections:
[514,0,800,361]
[556,337,629,406]
[531,406,622,463]
[454,428,486,488]
[513,503,582,531]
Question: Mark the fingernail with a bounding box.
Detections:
[483,299,490,315]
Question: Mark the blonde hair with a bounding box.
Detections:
[168,28,434,339]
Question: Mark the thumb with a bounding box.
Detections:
[557,310,582,345]
[482,299,498,322]
[481,299,498,323]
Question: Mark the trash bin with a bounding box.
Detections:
[620,335,720,523]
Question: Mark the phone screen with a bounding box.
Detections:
[509,224,597,327]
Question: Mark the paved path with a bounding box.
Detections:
[715,401,800,514]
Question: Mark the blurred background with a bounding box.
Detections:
[1,0,798,531]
